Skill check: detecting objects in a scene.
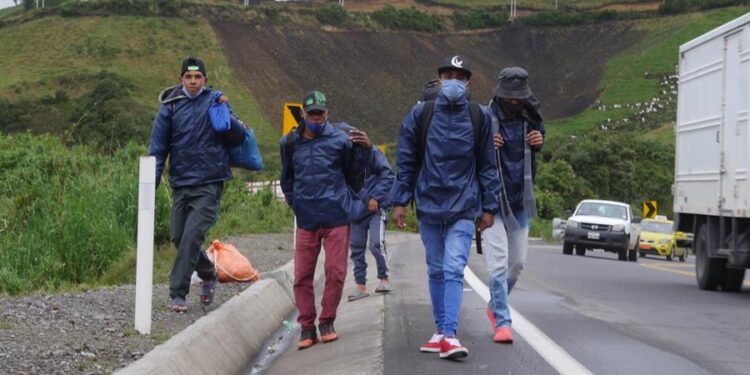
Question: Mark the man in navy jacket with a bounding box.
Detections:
[392,56,500,360]
[280,91,372,349]
[149,57,245,313]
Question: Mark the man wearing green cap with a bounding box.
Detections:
[280,90,372,350]
[149,57,247,313]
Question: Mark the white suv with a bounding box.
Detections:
[561,199,641,262]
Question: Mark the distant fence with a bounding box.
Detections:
[247,180,284,201]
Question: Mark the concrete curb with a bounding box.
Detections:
[117,274,295,374]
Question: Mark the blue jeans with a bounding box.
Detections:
[350,210,389,284]
[419,219,475,337]
[483,210,529,328]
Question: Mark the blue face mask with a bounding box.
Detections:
[305,120,325,135]
[440,79,467,103]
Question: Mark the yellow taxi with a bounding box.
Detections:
[638,216,687,261]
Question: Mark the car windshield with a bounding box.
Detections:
[576,202,628,220]
[641,221,673,234]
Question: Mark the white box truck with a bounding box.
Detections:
[674,12,750,292]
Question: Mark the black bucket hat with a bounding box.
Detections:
[493,67,533,99]
[437,55,472,79]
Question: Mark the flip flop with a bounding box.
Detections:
[375,283,392,294]
[347,290,370,302]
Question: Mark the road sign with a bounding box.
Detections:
[283,102,303,136]
[643,200,657,219]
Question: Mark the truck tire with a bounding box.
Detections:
[695,224,724,291]
[563,242,573,255]
[575,245,586,256]
[667,245,674,261]
[628,238,639,262]
[679,249,686,262]
[721,268,746,292]
[618,247,628,261]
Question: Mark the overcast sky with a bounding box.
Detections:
[0,0,18,10]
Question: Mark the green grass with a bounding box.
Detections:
[0,15,277,156]
[430,0,654,10]
[546,6,750,138]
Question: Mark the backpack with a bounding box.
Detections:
[283,125,365,192]
[414,100,485,182]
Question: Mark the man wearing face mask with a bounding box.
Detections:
[482,66,545,344]
[392,56,499,360]
[149,57,246,313]
[279,90,372,350]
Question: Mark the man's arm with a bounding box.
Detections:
[391,104,422,207]
[279,136,294,207]
[369,149,396,207]
[148,105,171,189]
[477,108,500,216]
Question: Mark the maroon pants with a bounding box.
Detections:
[294,225,350,331]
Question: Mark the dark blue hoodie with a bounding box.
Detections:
[391,94,500,224]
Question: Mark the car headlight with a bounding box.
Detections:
[612,224,625,232]
[659,239,670,245]
[567,220,578,229]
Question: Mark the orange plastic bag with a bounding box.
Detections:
[205,240,260,283]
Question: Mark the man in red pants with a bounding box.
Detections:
[280,90,372,349]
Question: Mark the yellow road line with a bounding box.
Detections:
[640,262,750,286]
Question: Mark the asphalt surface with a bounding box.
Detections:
[260,234,750,375]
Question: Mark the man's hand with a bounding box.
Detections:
[368,198,379,213]
[217,94,230,104]
[494,133,504,149]
[393,206,406,229]
[478,212,494,232]
[349,129,373,150]
[527,130,543,147]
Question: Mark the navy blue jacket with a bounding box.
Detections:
[149,85,241,188]
[360,148,395,211]
[280,122,371,230]
[492,102,546,212]
[391,94,500,224]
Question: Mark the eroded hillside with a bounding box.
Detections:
[211,21,643,143]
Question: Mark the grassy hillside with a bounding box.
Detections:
[0,14,279,168]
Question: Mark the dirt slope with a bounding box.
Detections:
[211,21,643,143]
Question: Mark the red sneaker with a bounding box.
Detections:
[486,307,497,332]
[419,333,443,353]
[493,326,514,344]
[439,336,468,359]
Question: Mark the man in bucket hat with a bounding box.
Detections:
[483,67,545,343]
[392,55,499,360]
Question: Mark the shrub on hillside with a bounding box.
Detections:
[315,3,349,27]
[372,5,445,32]
[452,9,508,30]
[659,0,750,14]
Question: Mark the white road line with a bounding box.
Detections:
[464,266,594,375]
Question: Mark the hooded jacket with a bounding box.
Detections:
[148,85,242,188]
[391,94,500,224]
[280,122,371,230]
[491,100,546,212]
[360,148,395,211]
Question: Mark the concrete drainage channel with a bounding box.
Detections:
[116,259,315,375]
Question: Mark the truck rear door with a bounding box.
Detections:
[720,28,750,216]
